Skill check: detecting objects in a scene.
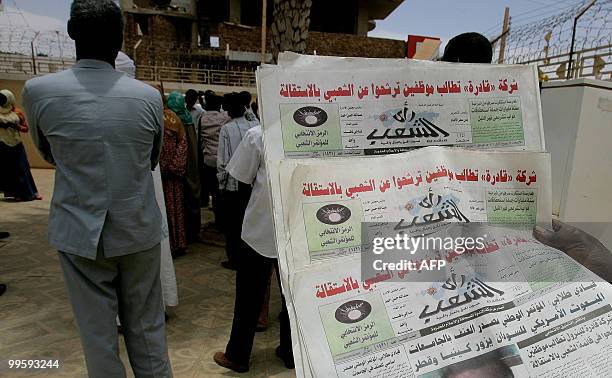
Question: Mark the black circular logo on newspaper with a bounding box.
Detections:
[316,204,351,225]
[335,300,372,324]
[293,106,328,127]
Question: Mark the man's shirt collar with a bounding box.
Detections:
[74,59,114,70]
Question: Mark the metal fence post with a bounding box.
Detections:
[567,0,597,79]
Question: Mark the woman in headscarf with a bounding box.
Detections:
[0,89,42,202]
[159,90,189,258]
[167,91,201,246]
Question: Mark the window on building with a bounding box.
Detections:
[210,36,220,48]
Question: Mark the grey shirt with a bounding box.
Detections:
[22,59,164,259]
[217,116,256,191]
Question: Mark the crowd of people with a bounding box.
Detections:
[2,1,611,377]
[6,1,289,376]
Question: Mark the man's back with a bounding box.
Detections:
[200,110,231,167]
[23,59,164,258]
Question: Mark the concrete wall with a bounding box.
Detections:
[0,77,53,169]
[541,79,612,250]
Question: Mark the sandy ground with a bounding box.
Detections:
[0,169,295,378]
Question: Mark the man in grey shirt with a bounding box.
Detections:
[22,1,172,377]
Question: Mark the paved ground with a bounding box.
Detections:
[0,169,295,378]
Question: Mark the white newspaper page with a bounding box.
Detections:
[258,54,545,163]
[291,238,612,378]
[279,147,552,272]
[276,146,551,377]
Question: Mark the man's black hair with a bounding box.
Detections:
[441,32,493,64]
[185,89,199,107]
[205,94,222,112]
[197,90,207,106]
[238,91,252,108]
[223,92,246,118]
[68,0,124,63]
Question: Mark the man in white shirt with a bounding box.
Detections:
[213,125,294,373]
[185,89,204,128]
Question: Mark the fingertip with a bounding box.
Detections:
[533,225,546,236]
[533,225,551,243]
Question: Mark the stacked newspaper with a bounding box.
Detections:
[256,53,612,377]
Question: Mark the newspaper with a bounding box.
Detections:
[258,53,545,162]
[278,147,552,273]
[272,146,556,378]
[291,243,612,378]
[255,54,553,377]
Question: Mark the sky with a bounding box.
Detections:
[368,0,588,43]
[2,0,589,42]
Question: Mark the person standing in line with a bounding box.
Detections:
[199,93,230,226]
[185,89,206,208]
[0,89,42,202]
[217,93,256,270]
[185,89,204,128]
[22,1,172,376]
[214,125,294,372]
[167,91,201,244]
[159,90,189,258]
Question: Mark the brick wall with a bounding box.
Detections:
[217,23,270,51]
[124,13,189,48]
[218,23,406,58]
[125,13,212,67]
[307,32,406,58]
[124,18,407,68]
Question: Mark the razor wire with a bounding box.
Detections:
[0,5,75,59]
[485,0,611,80]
